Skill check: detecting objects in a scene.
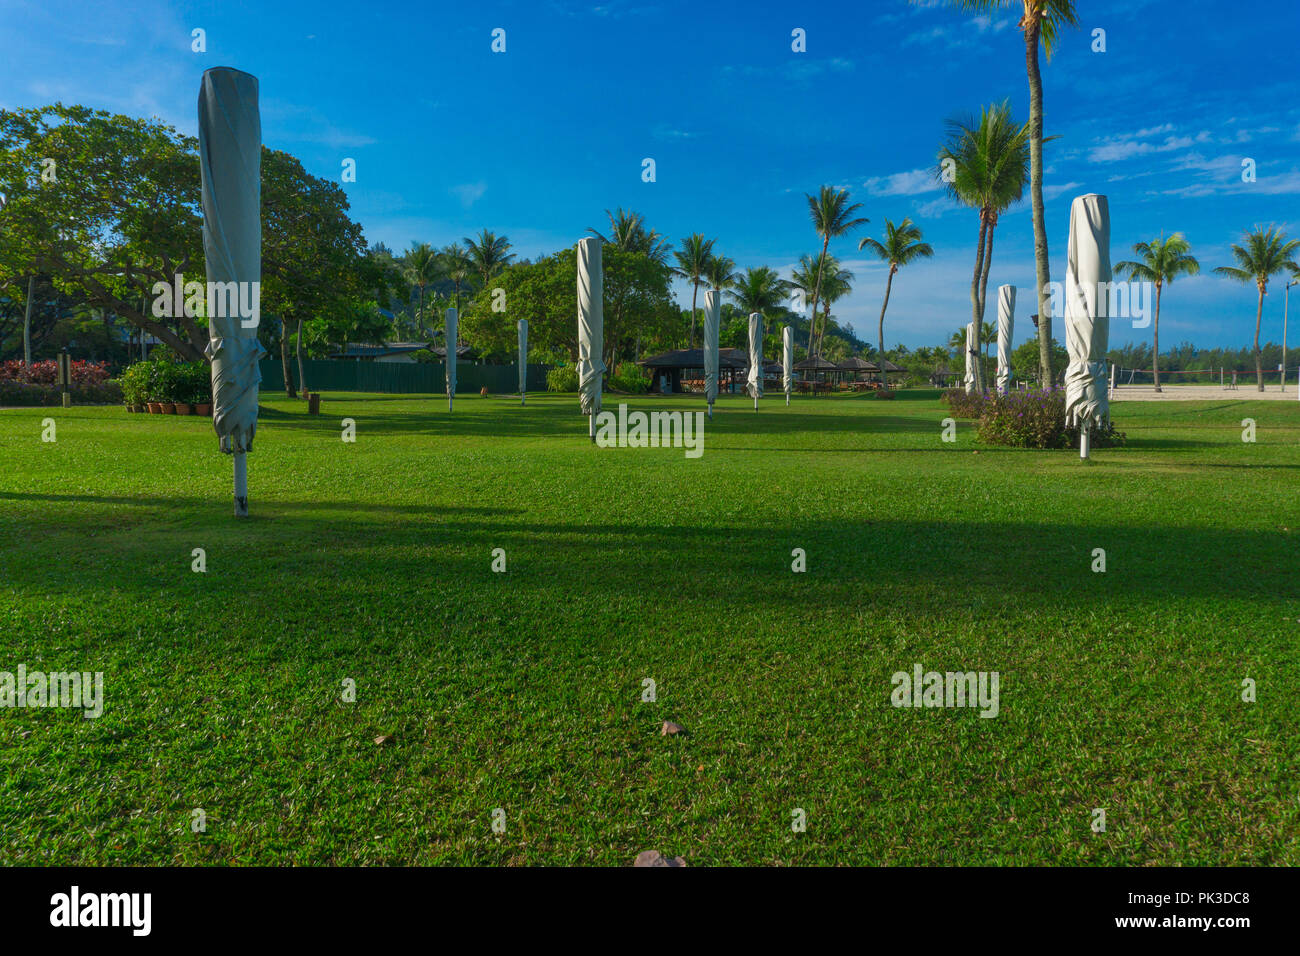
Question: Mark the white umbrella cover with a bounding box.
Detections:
[703,289,720,416]
[576,237,604,439]
[445,307,458,412]
[782,325,794,406]
[517,318,528,405]
[996,284,1016,395]
[199,67,262,517]
[1063,193,1111,455]
[746,312,764,408]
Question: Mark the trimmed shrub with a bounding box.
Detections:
[546,365,579,392]
[975,388,1126,450]
[609,362,649,394]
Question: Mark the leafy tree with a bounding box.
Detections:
[1114,233,1200,391]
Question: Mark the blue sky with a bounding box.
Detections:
[2,0,1297,350]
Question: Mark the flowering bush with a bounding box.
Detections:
[1,359,111,386]
[975,388,1125,450]
[0,381,122,406]
[941,388,988,418]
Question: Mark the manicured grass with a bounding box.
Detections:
[1,389,1298,865]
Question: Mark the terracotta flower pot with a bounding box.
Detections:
[162,403,176,414]
[148,402,162,413]
[195,403,212,416]
[174,403,192,415]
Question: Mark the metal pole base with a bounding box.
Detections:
[1080,424,1091,460]
[233,452,249,517]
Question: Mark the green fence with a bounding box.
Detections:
[259,359,551,395]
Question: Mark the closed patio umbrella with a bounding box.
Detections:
[1064,193,1112,459]
[996,284,1016,395]
[199,67,262,518]
[703,289,719,418]
[577,236,604,441]
[517,318,528,405]
[746,312,763,411]
[445,307,457,412]
[782,325,793,406]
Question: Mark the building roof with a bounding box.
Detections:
[639,347,749,369]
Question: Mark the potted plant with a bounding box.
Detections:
[120,361,150,413]
[192,365,212,415]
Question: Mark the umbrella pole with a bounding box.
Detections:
[753,396,758,412]
[233,452,248,517]
[1080,422,1091,460]
[589,413,595,443]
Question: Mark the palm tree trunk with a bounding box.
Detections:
[811,237,830,357]
[1025,22,1053,387]
[878,267,896,389]
[978,222,997,390]
[690,281,699,348]
[1153,283,1162,392]
[1255,283,1265,390]
[970,217,989,392]
[280,319,296,398]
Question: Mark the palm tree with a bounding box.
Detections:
[805,186,868,359]
[587,208,671,263]
[441,242,471,314]
[1114,233,1200,391]
[727,266,790,318]
[859,217,934,387]
[705,254,737,293]
[403,241,438,338]
[672,234,716,348]
[789,255,822,354]
[463,228,515,294]
[1214,226,1300,390]
[938,101,1028,391]
[951,0,1079,387]
[813,255,853,361]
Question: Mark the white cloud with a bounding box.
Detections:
[450,182,487,208]
[863,167,943,197]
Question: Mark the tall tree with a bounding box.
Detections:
[727,266,790,319]
[705,254,737,294]
[938,101,1028,391]
[671,233,716,347]
[441,242,472,314]
[859,218,934,388]
[1214,226,1300,390]
[805,186,868,359]
[463,229,515,295]
[951,0,1079,386]
[587,209,671,264]
[402,241,439,338]
[1114,233,1200,392]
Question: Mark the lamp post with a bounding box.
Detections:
[1284,278,1298,393]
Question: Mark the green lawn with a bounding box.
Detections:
[1,390,1297,865]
